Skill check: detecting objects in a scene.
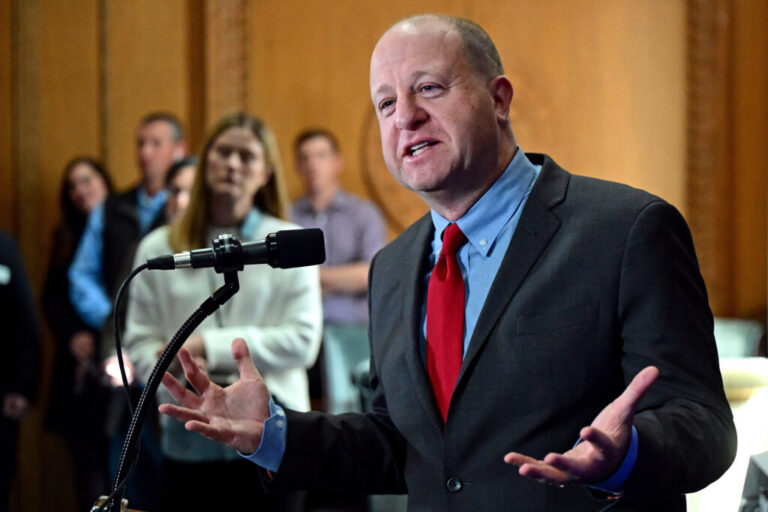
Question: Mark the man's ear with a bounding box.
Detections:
[489,76,513,122]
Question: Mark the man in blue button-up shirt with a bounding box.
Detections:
[158,15,735,512]
[69,112,186,332]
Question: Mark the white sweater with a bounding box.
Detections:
[124,213,322,461]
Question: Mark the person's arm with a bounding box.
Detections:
[1,233,41,405]
[160,338,408,494]
[68,204,111,329]
[318,201,388,295]
[201,265,323,375]
[506,201,737,498]
[319,262,370,294]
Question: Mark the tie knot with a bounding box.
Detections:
[441,223,466,255]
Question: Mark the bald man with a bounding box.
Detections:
[160,15,735,511]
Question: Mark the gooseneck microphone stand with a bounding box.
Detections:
[101,234,244,512]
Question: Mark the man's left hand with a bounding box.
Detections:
[504,366,658,487]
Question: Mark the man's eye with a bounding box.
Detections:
[419,84,441,93]
[379,99,394,112]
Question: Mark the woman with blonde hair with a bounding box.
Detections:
[125,113,321,510]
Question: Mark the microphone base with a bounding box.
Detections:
[91,496,128,512]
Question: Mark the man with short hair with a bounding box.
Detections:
[69,112,186,331]
[159,15,735,511]
[291,129,386,414]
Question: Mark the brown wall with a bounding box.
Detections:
[2,1,766,510]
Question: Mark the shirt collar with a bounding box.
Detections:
[137,187,167,210]
[208,208,262,240]
[430,148,538,257]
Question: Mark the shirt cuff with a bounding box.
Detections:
[586,425,638,494]
[238,397,287,472]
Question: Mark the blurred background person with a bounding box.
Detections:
[42,157,112,511]
[0,230,41,512]
[67,112,185,510]
[68,112,186,338]
[124,112,322,511]
[164,155,197,222]
[291,128,386,414]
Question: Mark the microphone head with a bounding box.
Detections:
[272,229,325,268]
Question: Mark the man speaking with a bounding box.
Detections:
[159,14,736,511]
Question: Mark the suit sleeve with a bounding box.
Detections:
[617,201,736,499]
[269,252,408,494]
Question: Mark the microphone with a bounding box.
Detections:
[146,228,325,272]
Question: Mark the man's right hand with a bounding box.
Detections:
[159,337,270,454]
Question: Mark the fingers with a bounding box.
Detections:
[614,366,659,415]
[504,452,538,466]
[158,402,209,424]
[178,347,210,395]
[232,338,259,379]
[161,372,202,409]
[504,452,570,485]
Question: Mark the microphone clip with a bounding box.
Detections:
[210,233,244,274]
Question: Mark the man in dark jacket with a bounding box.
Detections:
[0,230,40,512]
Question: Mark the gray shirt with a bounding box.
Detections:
[291,190,387,324]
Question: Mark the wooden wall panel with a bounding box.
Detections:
[247,0,466,209]
[731,0,767,319]
[247,0,687,234]
[476,0,686,211]
[0,1,12,235]
[103,0,191,187]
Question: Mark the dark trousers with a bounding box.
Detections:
[0,417,16,512]
[158,457,305,512]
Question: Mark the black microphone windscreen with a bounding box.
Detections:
[274,229,325,268]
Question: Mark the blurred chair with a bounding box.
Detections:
[714,317,765,359]
[322,324,370,414]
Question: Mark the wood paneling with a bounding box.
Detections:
[2,2,766,510]
[731,0,767,319]
[248,0,686,233]
[103,0,190,186]
[687,0,733,316]
[0,1,12,235]
[686,0,768,318]
[202,0,248,127]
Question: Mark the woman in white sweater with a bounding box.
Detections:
[124,113,321,511]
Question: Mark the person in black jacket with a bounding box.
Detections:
[0,230,41,512]
[42,157,112,511]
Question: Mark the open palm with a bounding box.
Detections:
[159,337,271,454]
[504,366,658,487]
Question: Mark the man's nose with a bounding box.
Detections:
[395,96,427,130]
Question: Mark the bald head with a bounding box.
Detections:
[380,14,504,82]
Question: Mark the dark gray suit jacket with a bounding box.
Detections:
[276,154,736,511]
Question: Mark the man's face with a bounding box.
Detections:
[295,136,343,195]
[370,22,502,206]
[136,121,182,184]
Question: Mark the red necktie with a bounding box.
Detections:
[426,223,467,421]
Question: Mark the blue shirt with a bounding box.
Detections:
[69,188,167,329]
[245,149,636,492]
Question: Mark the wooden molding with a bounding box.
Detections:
[202,0,248,127]
[686,0,734,316]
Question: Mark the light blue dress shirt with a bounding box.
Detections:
[69,188,166,329]
[244,149,636,492]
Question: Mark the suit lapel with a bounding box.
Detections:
[398,216,446,433]
[457,156,570,385]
